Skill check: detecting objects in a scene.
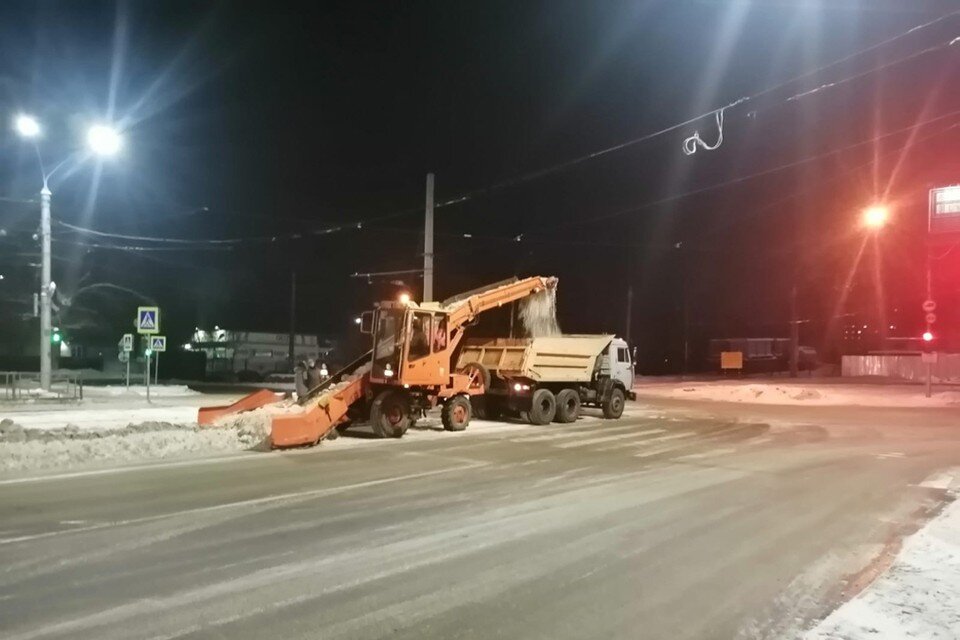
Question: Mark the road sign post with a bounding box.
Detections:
[121,333,133,389]
[150,336,166,385]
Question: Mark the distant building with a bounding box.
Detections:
[188,328,336,380]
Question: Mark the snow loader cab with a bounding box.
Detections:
[198,275,558,447]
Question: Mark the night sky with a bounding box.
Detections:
[2,0,959,371]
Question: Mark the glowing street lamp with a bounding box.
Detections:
[862,205,889,230]
[87,124,123,156]
[14,114,41,138]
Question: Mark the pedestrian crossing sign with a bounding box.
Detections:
[150,336,167,352]
[137,306,160,334]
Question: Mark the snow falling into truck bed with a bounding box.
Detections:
[520,287,561,337]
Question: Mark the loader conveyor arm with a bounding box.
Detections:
[445,276,557,331]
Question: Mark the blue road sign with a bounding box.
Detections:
[137,306,160,334]
[150,336,167,352]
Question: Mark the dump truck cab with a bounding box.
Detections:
[603,337,635,392]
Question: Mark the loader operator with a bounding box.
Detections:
[410,318,430,359]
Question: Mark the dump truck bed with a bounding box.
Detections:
[458,334,614,383]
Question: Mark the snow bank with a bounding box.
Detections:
[5,406,200,431]
[85,384,200,398]
[635,381,960,408]
[0,417,269,474]
[806,491,960,639]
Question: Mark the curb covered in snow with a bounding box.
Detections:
[805,489,960,639]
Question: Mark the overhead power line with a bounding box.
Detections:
[50,9,960,250]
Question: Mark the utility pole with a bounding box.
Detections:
[423,172,435,302]
[288,270,296,369]
[40,186,52,390]
[789,284,799,378]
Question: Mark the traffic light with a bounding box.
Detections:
[922,331,934,342]
[145,348,154,357]
[51,328,62,344]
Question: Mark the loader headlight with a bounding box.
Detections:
[384,364,394,378]
[513,383,522,392]
[320,365,329,377]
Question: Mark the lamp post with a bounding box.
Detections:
[13,114,123,390]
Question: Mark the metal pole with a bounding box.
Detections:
[423,172,435,302]
[926,362,932,398]
[155,352,160,385]
[288,270,296,370]
[39,186,52,390]
[789,284,799,378]
[125,356,130,390]
[146,352,151,403]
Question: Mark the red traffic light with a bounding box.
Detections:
[922,331,934,342]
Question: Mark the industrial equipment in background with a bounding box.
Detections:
[187,328,336,381]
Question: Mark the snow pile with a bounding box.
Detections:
[87,385,200,398]
[6,406,200,431]
[806,494,960,639]
[0,413,270,475]
[635,381,960,408]
[520,287,561,337]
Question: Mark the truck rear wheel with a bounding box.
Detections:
[471,396,502,420]
[554,389,581,423]
[602,387,626,419]
[528,389,557,425]
[370,389,411,438]
[441,395,471,431]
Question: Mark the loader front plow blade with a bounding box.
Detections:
[197,388,281,425]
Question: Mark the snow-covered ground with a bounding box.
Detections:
[0,386,255,474]
[635,380,960,408]
[806,481,960,639]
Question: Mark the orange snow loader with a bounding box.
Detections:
[198,276,558,448]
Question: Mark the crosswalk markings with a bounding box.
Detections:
[553,428,668,449]
[675,447,737,461]
[507,423,648,444]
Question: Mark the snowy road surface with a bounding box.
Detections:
[1,401,958,639]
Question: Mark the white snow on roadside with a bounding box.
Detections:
[4,406,200,430]
[0,423,269,474]
[85,384,200,398]
[806,491,960,640]
[635,381,960,408]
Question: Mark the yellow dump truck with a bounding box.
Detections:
[455,334,636,425]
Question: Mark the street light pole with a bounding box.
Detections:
[40,184,52,390]
[13,114,123,390]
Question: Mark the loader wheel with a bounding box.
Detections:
[370,390,411,438]
[324,426,339,441]
[602,387,626,419]
[528,389,557,425]
[441,395,471,431]
[554,389,581,424]
[460,362,491,392]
